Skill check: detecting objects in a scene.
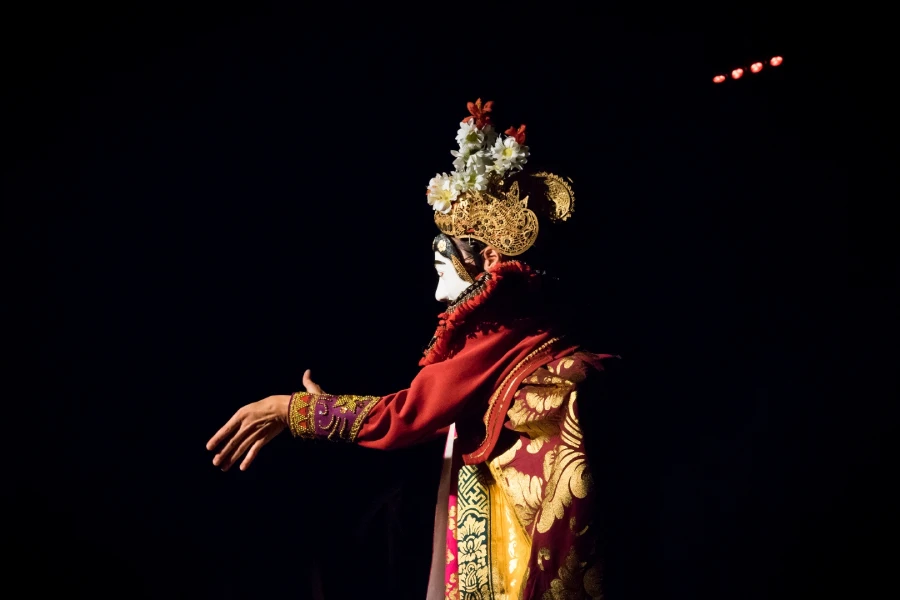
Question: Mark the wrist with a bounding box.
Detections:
[273,394,292,423]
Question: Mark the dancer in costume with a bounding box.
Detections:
[207,99,618,599]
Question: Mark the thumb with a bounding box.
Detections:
[302,369,324,394]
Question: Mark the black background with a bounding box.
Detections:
[3,6,894,599]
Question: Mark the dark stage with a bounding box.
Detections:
[3,8,893,599]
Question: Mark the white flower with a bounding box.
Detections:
[455,120,485,152]
[490,135,530,173]
[451,148,494,176]
[426,172,457,214]
[465,149,493,174]
[452,169,489,193]
[451,170,468,191]
[450,149,467,172]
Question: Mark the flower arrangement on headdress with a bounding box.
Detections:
[426,99,530,214]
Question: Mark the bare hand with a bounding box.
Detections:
[206,395,290,472]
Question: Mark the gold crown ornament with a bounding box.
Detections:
[425,99,575,256]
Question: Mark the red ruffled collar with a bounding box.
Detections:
[419,260,540,366]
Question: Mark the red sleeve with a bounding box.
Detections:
[356,325,562,450]
[354,327,521,450]
[285,326,557,449]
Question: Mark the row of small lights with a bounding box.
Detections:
[713,56,783,83]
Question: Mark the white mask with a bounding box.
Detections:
[434,251,472,303]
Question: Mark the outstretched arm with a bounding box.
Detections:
[205,369,322,471]
[207,326,550,469]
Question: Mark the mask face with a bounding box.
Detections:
[434,251,472,302]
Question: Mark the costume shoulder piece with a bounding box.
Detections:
[424,98,576,257]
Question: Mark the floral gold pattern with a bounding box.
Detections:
[464,352,609,598]
[457,465,492,599]
[541,546,603,600]
[535,398,591,534]
[446,573,459,600]
[446,497,460,600]
[490,441,544,534]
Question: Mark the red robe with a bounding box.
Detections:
[286,260,617,599]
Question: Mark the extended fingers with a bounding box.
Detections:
[206,411,241,451]
[220,429,261,472]
[239,438,266,472]
[239,425,284,471]
[213,424,251,468]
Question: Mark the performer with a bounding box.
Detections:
[207,98,618,599]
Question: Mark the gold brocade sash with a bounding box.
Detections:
[456,464,531,599]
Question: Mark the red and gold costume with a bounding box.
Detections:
[287,100,618,599]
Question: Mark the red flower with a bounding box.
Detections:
[462,98,494,129]
[504,124,526,145]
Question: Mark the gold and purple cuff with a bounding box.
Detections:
[287,392,381,442]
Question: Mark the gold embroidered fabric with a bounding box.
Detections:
[457,464,532,600]
[483,353,603,598]
[541,547,603,600]
[287,392,315,438]
[492,365,591,538]
[287,392,381,442]
[442,352,610,598]
[457,464,492,599]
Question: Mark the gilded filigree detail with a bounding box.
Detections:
[534,171,575,223]
[434,172,575,257]
[434,179,538,257]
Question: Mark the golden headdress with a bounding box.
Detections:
[425,99,575,256]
